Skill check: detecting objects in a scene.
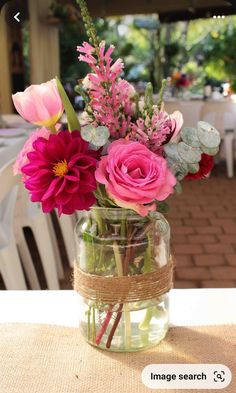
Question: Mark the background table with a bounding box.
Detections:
[0,288,235,327]
[165,99,236,131]
[0,134,28,167]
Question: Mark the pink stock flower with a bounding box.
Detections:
[129,109,183,154]
[13,127,51,180]
[78,41,135,138]
[95,139,176,216]
[21,131,98,215]
[12,79,64,128]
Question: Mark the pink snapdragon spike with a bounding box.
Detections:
[13,127,51,180]
[78,41,135,138]
[21,131,99,215]
[12,79,64,128]
[129,108,183,154]
[95,139,176,216]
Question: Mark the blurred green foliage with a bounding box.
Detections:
[49,2,236,91]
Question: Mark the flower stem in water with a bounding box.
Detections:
[123,303,131,349]
[95,309,113,345]
[92,306,96,343]
[113,240,132,349]
[87,306,91,340]
[106,304,123,349]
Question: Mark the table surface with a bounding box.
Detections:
[0,289,235,327]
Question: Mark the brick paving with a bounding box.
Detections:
[167,164,236,288]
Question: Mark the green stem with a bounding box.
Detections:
[112,240,132,350]
[87,306,91,340]
[76,0,100,51]
[49,124,57,134]
[139,233,154,330]
[142,234,151,274]
[120,219,126,239]
[123,303,131,349]
[92,306,96,343]
[93,209,106,236]
[139,307,154,330]
[157,79,167,110]
[113,241,123,276]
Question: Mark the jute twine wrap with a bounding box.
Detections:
[74,258,173,304]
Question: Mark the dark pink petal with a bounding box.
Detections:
[22,130,98,215]
[41,197,56,213]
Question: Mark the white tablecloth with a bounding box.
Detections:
[0,134,28,168]
[165,99,236,131]
[0,289,235,328]
[0,114,35,168]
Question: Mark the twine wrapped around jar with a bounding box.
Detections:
[74,258,173,304]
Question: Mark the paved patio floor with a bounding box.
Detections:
[168,163,236,288]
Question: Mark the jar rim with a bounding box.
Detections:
[74,206,169,240]
[90,206,165,218]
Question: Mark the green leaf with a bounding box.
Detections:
[187,162,200,174]
[56,77,80,132]
[200,144,219,156]
[157,79,167,110]
[144,82,154,114]
[178,142,202,163]
[197,121,220,149]
[175,182,182,195]
[81,125,109,147]
[180,127,201,148]
[156,201,169,214]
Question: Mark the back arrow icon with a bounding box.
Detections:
[14,12,20,22]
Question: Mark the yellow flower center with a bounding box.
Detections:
[53,159,68,177]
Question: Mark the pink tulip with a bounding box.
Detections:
[12,79,64,128]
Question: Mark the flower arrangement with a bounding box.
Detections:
[12,0,221,351]
[12,59,219,216]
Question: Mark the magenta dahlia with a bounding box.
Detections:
[22,130,99,215]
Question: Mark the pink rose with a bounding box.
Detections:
[13,127,51,180]
[95,139,176,216]
[12,79,63,128]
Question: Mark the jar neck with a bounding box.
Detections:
[90,206,166,224]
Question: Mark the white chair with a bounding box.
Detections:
[14,184,61,289]
[200,102,236,178]
[57,213,77,268]
[0,160,27,289]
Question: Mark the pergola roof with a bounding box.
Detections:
[74,0,235,21]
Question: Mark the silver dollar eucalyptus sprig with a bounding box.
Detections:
[81,124,110,149]
[164,121,221,181]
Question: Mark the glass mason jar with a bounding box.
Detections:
[74,207,171,352]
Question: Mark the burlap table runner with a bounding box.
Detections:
[0,323,235,393]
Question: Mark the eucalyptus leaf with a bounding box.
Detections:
[164,143,180,161]
[56,77,80,132]
[81,124,95,142]
[81,125,109,147]
[92,126,110,147]
[180,127,201,148]
[197,121,220,148]
[175,182,182,195]
[187,162,200,174]
[156,201,169,214]
[200,144,219,156]
[178,142,202,163]
[167,157,188,180]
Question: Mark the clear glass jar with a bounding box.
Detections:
[74,207,171,352]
